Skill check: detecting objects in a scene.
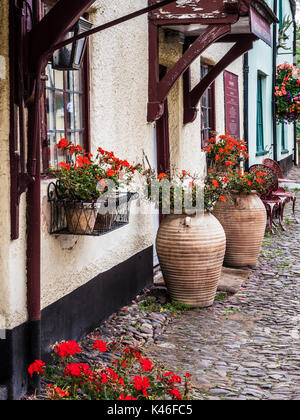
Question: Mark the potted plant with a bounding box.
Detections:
[213,169,271,268]
[275,63,300,124]
[143,169,226,308]
[204,132,249,174]
[49,139,139,234]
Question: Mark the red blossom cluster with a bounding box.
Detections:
[49,139,140,202]
[204,132,249,170]
[28,360,45,378]
[28,339,192,401]
[55,341,82,359]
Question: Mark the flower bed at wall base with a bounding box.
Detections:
[28,340,192,400]
[275,63,300,124]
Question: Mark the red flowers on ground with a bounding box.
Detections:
[133,376,151,398]
[28,360,46,378]
[55,341,82,359]
[28,339,192,400]
[139,358,153,372]
[93,340,107,353]
[63,363,91,378]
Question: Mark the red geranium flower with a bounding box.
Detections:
[28,360,46,378]
[56,341,82,359]
[93,340,107,353]
[139,358,153,372]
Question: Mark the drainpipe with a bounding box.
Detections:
[26,85,41,392]
[26,0,42,390]
[243,52,249,171]
[272,0,278,162]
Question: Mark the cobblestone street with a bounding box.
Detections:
[143,176,300,400]
[146,200,300,400]
[37,169,300,401]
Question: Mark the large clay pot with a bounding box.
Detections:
[213,192,267,268]
[156,212,226,308]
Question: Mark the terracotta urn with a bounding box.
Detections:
[213,192,267,268]
[156,212,226,308]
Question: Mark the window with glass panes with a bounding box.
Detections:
[200,63,215,148]
[43,64,88,170]
[256,75,264,153]
[41,2,89,172]
[281,123,287,152]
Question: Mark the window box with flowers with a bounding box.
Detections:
[48,139,141,235]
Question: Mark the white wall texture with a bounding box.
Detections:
[0,0,244,331]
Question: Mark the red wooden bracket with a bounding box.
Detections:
[183,34,256,124]
[147,23,231,122]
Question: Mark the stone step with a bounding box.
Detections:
[0,385,8,400]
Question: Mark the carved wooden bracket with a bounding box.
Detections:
[147,24,231,122]
[183,34,256,124]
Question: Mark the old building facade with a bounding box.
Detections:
[0,0,278,399]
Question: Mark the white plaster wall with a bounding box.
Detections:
[0,0,27,330]
[0,0,245,329]
[40,0,154,310]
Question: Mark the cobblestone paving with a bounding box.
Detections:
[144,191,300,400]
[36,168,300,401]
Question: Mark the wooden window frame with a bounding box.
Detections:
[40,3,90,175]
[200,62,215,149]
[256,74,265,154]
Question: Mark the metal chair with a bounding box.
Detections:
[249,164,289,233]
[262,158,297,221]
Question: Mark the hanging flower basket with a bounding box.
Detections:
[275,63,300,124]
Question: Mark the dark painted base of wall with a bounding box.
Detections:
[0,246,153,399]
[278,153,294,176]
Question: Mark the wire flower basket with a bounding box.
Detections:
[47,182,138,236]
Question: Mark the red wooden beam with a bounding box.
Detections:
[184,34,256,124]
[48,0,179,56]
[28,0,95,68]
[147,24,231,122]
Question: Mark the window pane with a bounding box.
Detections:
[74,70,83,92]
[46,64,54,89]
[74,94,83,130]
[66,93,75,131]
[54,70,64,90]
[46,89,55,130]
[66,70,74,91]
[55,91,65,131]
